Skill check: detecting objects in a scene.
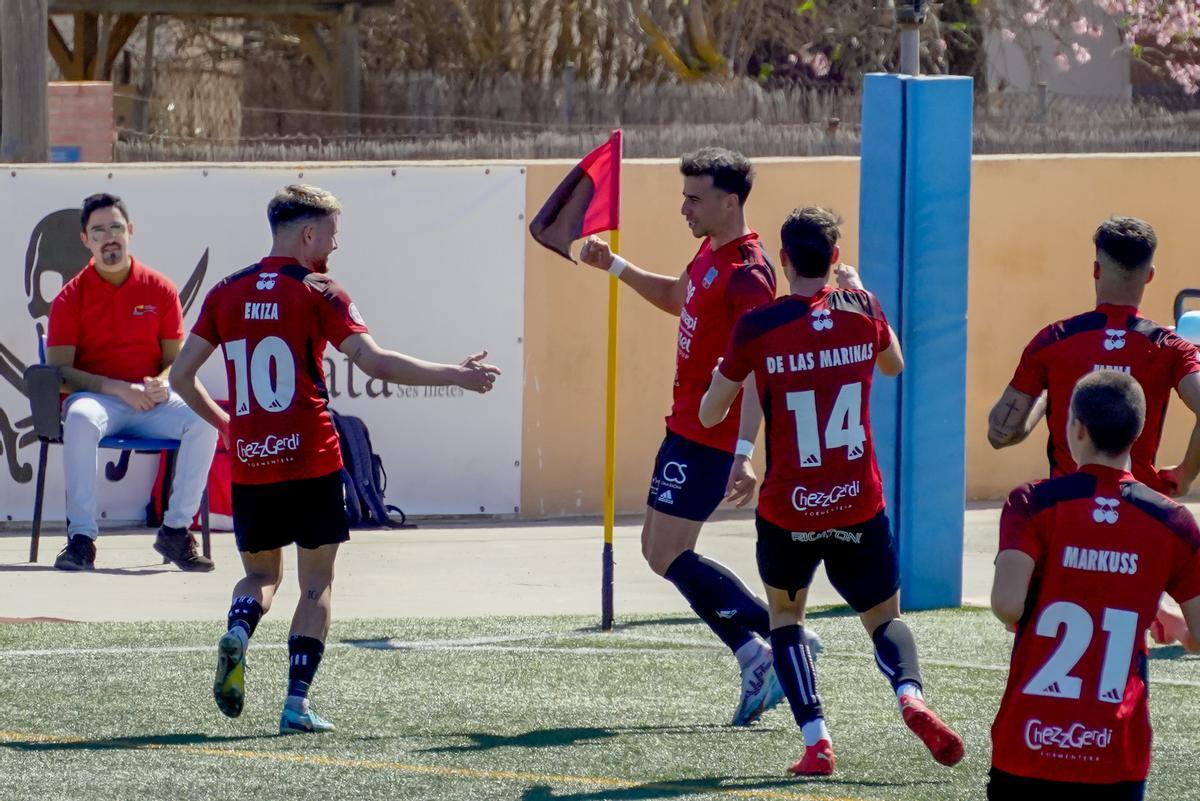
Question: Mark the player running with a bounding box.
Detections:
[990,370,1200,800]
[987,216,1200,646]
[699,207,964,776]
[577,147,808,726]
[170,185,500,733]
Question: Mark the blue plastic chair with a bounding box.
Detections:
[24,336,209,562]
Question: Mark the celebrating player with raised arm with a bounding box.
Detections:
[990,371,1200,800]
[577,147,813,726]
[170,185,499,734]
[700,207,964,776]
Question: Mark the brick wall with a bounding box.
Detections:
[48,81,114,162]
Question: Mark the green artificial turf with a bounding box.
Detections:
[0,608,1196,801]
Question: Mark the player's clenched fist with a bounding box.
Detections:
[457,350,502,393]
[833,263,865,291]
[578,235,615,270]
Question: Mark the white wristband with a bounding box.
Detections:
[735,439,755,458]
[608,255,628,279]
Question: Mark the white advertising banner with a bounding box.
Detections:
[0,164,525,523]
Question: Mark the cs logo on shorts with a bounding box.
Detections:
[662,461,688,486]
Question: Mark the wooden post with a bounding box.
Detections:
[0,0,49,162]
[136,13,156,132]
[93,11,111,80]
[338,3,360,134]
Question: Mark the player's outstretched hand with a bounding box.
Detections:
[578,235,615,271]
[725,456,758,508]
[834,263,865,291]
[457,350,501,394]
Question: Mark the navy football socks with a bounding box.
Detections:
[664,550,771,653]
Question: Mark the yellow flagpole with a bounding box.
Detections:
[601,229,620,630]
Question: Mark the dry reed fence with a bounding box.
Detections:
[116,77,1200,161]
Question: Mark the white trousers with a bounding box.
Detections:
[62,391,219,539]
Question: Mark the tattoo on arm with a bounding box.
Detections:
[307,590,318,600]
[988,389,1039,448]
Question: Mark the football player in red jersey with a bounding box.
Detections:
[170,185,500,734]
[700,207,963,776]
[987,216,1200,649]
[578,148,807,726]
[990,370,1200,800]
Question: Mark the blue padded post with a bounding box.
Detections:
[860,73,906,534]
[898,76,973,609]
[860,74,973,610]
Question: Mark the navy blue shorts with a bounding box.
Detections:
[755,510,899,612]
[645,430,734,522]
[987,769,1144,801]
[232,470,351,553]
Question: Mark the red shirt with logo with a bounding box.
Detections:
[992,465,1200,784]
[667,232,776,452]
[47,257,184,383]
[1009,304,1200,492]
[719,287,892,530]
[191,257,368,485]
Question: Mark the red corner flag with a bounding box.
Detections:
[529,130,621,262]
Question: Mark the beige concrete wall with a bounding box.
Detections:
[521,154,1200,517]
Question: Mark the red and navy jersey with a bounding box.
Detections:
[191,257,369,485]
[667,232,776,452]
[992,465,1200,784]
[719,287,892,530]
[1010,304,1200,492]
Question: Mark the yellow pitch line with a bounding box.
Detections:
[0,730,867,801]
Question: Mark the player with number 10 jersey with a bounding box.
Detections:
[192,258,366,485]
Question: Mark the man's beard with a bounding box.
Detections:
[101,247,123,265]
[311,256,330,274]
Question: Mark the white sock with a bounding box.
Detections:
[285,695,309,713]
[896,681,924,705]
[734,639,768,670]
[801,718,831,747]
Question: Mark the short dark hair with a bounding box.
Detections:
[1093,216,1156,271]
[781,207,841,279]
[80,193,129,231]
[267,184,342,234]
[679,148,753,205]
[1070,371,1145,457]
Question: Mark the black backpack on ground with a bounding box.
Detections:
[330,408,411,529]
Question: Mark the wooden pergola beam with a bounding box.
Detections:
[105,14,144,76]
[47,19,74,78]
[49,0,388,17]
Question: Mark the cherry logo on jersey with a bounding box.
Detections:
[811,309,833,331]
[1023,719,1113,752]
[256,272,279,290]
[1103,329,1126,351]
[1092,497,1119,524]
[791,481,860,511]
[236,433,301,462]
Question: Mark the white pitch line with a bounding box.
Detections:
[2,630,1199,689]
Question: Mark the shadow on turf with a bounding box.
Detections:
[570,617,707,634]
[420,724,756,754]
[519,773,951,800]
[0,563,173,576]
[2,732,273,752]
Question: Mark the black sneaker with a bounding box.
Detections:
[54,534,96,571]
[153,525,215,572]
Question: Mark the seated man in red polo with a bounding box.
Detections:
[46,193,218,572]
